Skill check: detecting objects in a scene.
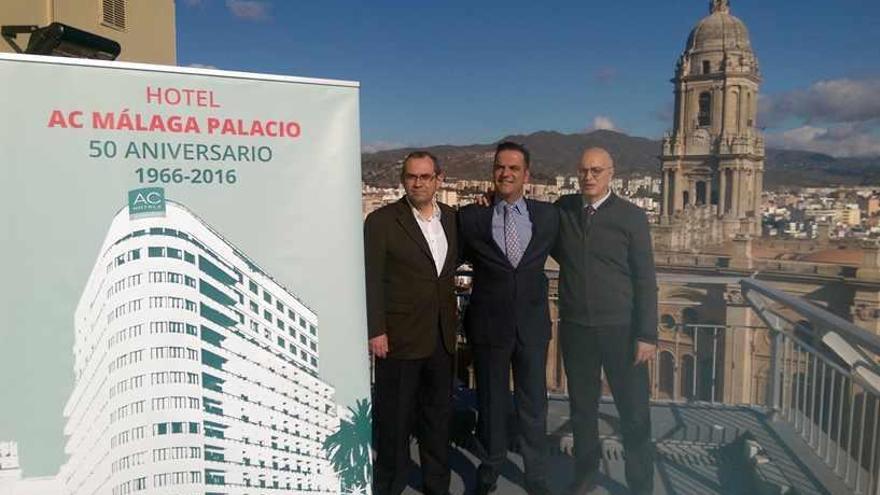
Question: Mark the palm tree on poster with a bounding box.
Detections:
[323,398,372,494]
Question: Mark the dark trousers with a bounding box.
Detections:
[473,340,549,485]
[373,333,453,495]
[560,321,654,493]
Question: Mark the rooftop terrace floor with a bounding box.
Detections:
[400,396,854,494]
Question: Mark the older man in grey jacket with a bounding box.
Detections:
[552,147,658,495]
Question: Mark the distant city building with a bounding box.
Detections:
[842,204,862,226]
[868,197,880,217]
[362,172,661,214]
[437,188,459,207]
[0,0,176,65]
[57,199,340,495]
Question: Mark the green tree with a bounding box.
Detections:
[323,398,372,493]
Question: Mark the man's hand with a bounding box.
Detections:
[474,188,494,207]
[633,341,656,366]
[369,334,389,359]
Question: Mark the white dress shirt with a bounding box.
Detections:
[584,188,612,210]
[409,199,448,276]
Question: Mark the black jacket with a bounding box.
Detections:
[552,193,658,342]
[364,198,458,359]
[459,199,559,347]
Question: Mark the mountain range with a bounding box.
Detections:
[361,130,880,189]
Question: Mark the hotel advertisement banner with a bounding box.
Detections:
[0,54,371,494]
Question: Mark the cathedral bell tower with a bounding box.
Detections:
[660,0,764,239]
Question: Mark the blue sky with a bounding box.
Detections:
[177,0,880,156]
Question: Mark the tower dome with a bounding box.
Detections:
[686,0,752,52]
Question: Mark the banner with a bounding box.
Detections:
[0,54,371,494]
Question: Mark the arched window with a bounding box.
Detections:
[702,60,711,74]
[732,91,741,131]
[696,181,707,205]
[753,366,769,405]
[659,351,675,399]
[698,92,712,127]
[746,92,753,127]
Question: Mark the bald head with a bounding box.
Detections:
[581,147,613,169]
[578,147,615,203]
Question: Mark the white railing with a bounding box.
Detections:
[742,278,880,495]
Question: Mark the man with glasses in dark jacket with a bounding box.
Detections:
[365,151,458,495]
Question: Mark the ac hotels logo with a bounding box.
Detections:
[128,187,166,215]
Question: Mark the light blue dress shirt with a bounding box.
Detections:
[492,197,532,259]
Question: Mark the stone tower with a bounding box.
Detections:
[659,0,764,244]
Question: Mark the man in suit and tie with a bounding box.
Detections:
[553,147,657,495]
[364,151,458,495]
[459,141,559,495]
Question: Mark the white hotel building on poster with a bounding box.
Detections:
[57,195,341,495]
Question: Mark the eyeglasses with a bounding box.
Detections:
[578,167,610,178]
[403,173,437,183]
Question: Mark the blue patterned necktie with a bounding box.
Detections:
[504,204,523,267]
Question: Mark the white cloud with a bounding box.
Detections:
[766,122,880,157]
[225,0,271,21]
[589,115,617,131]
[759,76,880,157]
[761,77,880,127]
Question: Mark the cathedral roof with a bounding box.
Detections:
[795,247,864,265]
[686,1,752,52]
[706,239,864,267]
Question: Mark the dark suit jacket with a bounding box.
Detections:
[552,192,658,342]
[459,199,559,347]
[364,197,458,359]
